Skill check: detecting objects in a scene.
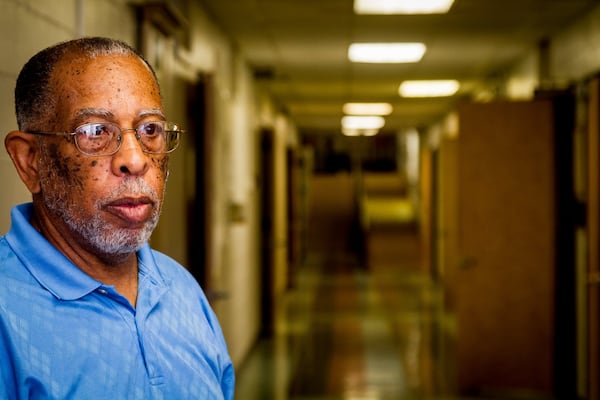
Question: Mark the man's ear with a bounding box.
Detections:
[4,131,42,194]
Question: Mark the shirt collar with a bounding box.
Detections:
[5,203,163,301]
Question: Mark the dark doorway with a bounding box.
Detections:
[186,74,215,294]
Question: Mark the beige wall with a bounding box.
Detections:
[273,114,293,300]
[550,4,600,83]
[502,3,600,99]
[0,0,76,233]
[0,0,298,369]
[0,0,137,231]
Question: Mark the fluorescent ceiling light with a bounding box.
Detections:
[399,79,460,97]
[342,128,379,137]
[342,128,362,137]
[354,0,455,14]
[341,115,385,130]
[343,102,393,116]
[348,43,426,63]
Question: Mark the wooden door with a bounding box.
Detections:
[588,78,600,400]
[454,100,557,395]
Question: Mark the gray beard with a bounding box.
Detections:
[41,178,162,264]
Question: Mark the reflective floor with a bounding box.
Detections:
[235,174,474,399]
[234,233,468,399]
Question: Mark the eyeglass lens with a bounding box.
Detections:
[75,122,180,155]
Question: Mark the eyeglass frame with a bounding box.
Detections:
[26,120,184,157]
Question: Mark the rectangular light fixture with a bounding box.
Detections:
[348,43,426,63]
[341,115,385,130]
[399,79,459,97]
[354,0,455,14]
[342,128,379,137]
[343,102,393,116]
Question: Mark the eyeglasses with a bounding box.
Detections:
[28,121,183,156]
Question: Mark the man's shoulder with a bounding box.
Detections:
[0,234,24,277]
[0,234,46,313]
[144,247,200,287]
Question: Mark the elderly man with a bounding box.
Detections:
[0,37,234,399]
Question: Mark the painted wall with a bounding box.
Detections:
[0,0,86,235]
[0,0,297,369]
[503,3,600,99]
[550,4,600,84]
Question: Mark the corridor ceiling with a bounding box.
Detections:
[198,0,598,135]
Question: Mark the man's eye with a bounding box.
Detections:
[94,125,110,136]
[78,124,111,137]
[140,122,164,137]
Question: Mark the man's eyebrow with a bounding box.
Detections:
[71,108,166,127]
[138,109,166,120]
[73,108,115,125]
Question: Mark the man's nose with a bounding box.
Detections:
[111,129,149,176]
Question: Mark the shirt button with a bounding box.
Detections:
[98,288,108,295]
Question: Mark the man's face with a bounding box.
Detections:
[36,54,169,263]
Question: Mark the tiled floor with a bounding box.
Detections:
[234,174,481,399]
[235,235,464,399]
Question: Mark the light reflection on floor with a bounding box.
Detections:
[234,173,491,399]
[234,250,473,400]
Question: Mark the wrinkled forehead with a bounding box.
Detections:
[52,53,160,93]
[47,53,163,129]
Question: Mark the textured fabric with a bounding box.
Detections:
[0,203,235,399]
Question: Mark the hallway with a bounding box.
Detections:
[235,173,461,399]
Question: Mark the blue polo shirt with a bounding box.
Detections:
[0,203,235,399]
